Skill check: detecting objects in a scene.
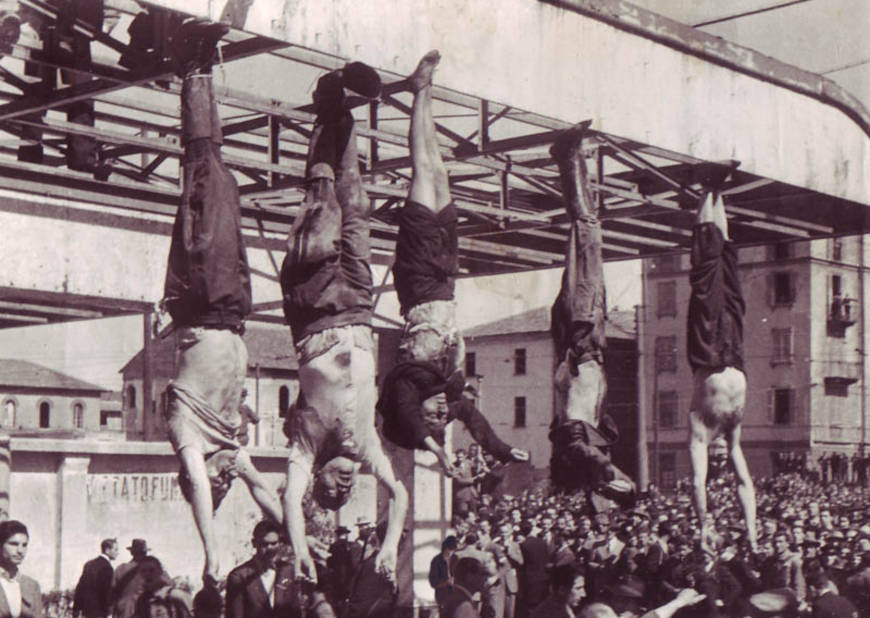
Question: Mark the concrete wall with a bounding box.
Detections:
[7,439,288,593]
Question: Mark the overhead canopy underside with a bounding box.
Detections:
[0,0,868,327]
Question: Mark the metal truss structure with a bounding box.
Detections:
[0,0,866,327]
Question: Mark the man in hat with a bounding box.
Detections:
[685,170,757,552]
[112,539,170,618]
[160,18,283,586]
[279,56,408,585]
[377,50,529,476]
[327,526,354,602]
[546,124,635,506]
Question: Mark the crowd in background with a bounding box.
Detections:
[414,446,870,618]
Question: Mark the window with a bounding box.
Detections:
[831,238,843,262]
[824,378,851,397]
[771,242,792,261]
[100,410,123,430]
[0,400,15,428]
[770,388,793,425]
[659,453,676,489]
[652,254,680,273]
[657,390,678,428]
[72,403,84,429]
[513,397,527,428]
[465,352,477,377]
[39,401,50,428]
[654,336,678,373]
[514,349,527,376]
[278,385,290,418]
[832,274,842,298]
[771,328,793,365]
[772,272,795,306]
[126,385,136,409]
[656,281,677,318]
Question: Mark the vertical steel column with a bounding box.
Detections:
[142,310,154,440]
[368,101,378,169]
[268,116,280,187]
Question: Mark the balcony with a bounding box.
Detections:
[828,296,857,337]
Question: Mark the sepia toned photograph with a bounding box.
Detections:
[0,0,868,616]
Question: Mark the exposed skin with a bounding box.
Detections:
[688,189,756,553]
[179,446,282,583]
[406,51,528,474]
[0,532,27,574]
[284,446,407,585]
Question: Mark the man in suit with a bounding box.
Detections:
[442,556,488,618]
[515,521,549,618]
[226,520,313,618]
[73,538,118,618]
[429,535,458,614]
[806,559,859,618]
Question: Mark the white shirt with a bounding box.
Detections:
[0,575,22,618]
[259,568,276,607]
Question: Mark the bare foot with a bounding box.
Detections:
[409,50,441,92]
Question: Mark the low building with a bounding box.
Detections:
[0,359,113,436]
[460,307,639,480]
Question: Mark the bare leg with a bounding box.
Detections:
[688,411,712,550]
[408,50,450,212]
[177,447,219,581]
[235,450,283,523]
[727,423,758,551]
[696,190,729,240]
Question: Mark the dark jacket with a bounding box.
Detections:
[518,537,550,610]
[378,361,512,461]
[442,585,479,618]
[73,555,114,618]
[812,591,859,618]
[430,553,454,607]
[226,558,298,618]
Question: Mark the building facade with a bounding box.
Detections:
[641,236,868,488]
[0,359,116,436]
[460,307,639,480]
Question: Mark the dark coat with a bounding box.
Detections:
[225,558,298,618]
[812,591,859,618]
[518,537,550,610]
[74,555,114,618]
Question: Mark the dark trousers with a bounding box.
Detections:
[163,75,252,328]
[551,215,606,365]
[281,115,373,341]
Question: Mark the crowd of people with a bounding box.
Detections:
[413,467,869,618]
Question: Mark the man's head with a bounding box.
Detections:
[820,509,833,528]
[420,391,450,440]
[128,539,149,560]
[551,564,586,607]
[441,535,458,557]
[454,556,487,594]
[313,454,358,510]
[773,532,791,557]
[138,556,164,592]
[252,520,283,565]
[101,538,119,560]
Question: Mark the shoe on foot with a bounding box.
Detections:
[170,18,229,77]
[342,61,381,99]
[408,49,440,93]
[549,120,593,162]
